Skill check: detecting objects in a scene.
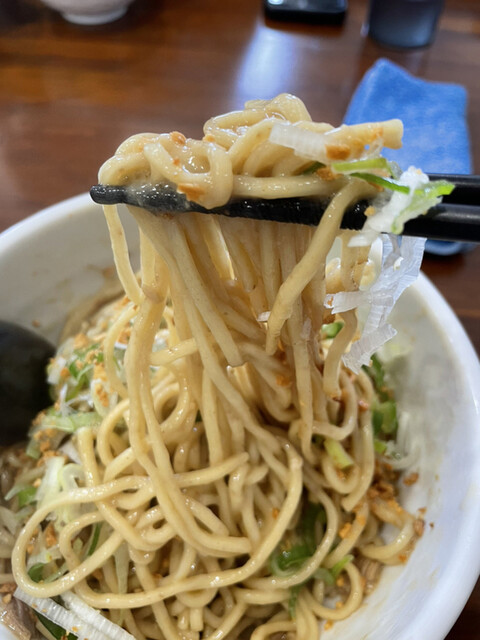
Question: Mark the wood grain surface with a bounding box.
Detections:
[0,0,478,637]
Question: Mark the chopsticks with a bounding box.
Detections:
[90,174,480,244]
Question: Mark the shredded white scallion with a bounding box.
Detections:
[59,439,82,464]
[327,235,426,373]
[61,591,136,640]
[0,506,19,536]
[14,587,110,640]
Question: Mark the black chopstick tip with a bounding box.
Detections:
[90,184,127,206]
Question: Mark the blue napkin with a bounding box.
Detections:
[344,58,472,255]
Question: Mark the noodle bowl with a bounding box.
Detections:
[1,95,479,640]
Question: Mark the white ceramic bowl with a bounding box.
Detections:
[0,194,479,639]
[38,0,135,25]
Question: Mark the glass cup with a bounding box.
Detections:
[366,0,445,48]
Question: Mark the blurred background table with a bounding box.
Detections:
[0,0,478,636]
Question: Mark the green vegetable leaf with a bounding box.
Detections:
[26,439,41,460]
[29,561,77,638]
[349,172,410,194]
[38,411,102,434]
[391,179,455,234]
[269,543,312,577]
[321,321,344,339]
[17,486,37,508]
[331,157,393,174]
[374,438,388,455]
[313,567,336,586]
[330,554,354,579]
[288,582,306,618]
[372,400,398,436]
[269,502,328,617]
[363,354,398,440]
[362,354,391,401]
[73,341,102,362]
[269,502,326,576]
[87,523,102,556]
[300,503,326,555]
[36,612,76,640]
[28,563,45,583]
[301,161,325,174]
[417,179,455,198]
[324,438,354,469]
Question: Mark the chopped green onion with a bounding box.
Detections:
[269,502,326,577]
[301,161,325,174]
[350,172,410,194]
[25,439,41,460]
[330,554,354,579]
[332,157,392,174]
[36,613,77,640]
[270,502,328,616]
[67,345,102,382]
[374,438,388,455]
[364,355,398,438]
[372,400,398,436]
[5,483,36,502]
[17,486,37,508]
[391,179,456,234]
[363,353,393,402]
[288,582,307,618]
[416,179,455,198]
[269,543,312,577]
[363,354,385,393]
[66,366,93,398]
[73,341,102,361]
[87,523,102,556]
[28,563,45,583]
[300,503,326,555]
[313,567,336,586]
[321,321,344,339]
[324,438,354,469]
[38,412,102,434]
[44,563,68,584]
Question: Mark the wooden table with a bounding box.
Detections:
[0,0,478,636]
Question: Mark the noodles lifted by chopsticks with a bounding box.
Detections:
[4,94,426,640]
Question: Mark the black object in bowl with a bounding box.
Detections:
[0,321,55,446]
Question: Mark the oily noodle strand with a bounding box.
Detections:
[11,95,416,640]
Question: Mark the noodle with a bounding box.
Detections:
[1,94,427,640]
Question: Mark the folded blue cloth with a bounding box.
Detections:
[344,58,472,255]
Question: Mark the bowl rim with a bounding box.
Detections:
[0,193,92,247]
[0,194,479,640]
[399,272,480,639]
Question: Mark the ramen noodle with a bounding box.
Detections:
[1,94,450,640]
